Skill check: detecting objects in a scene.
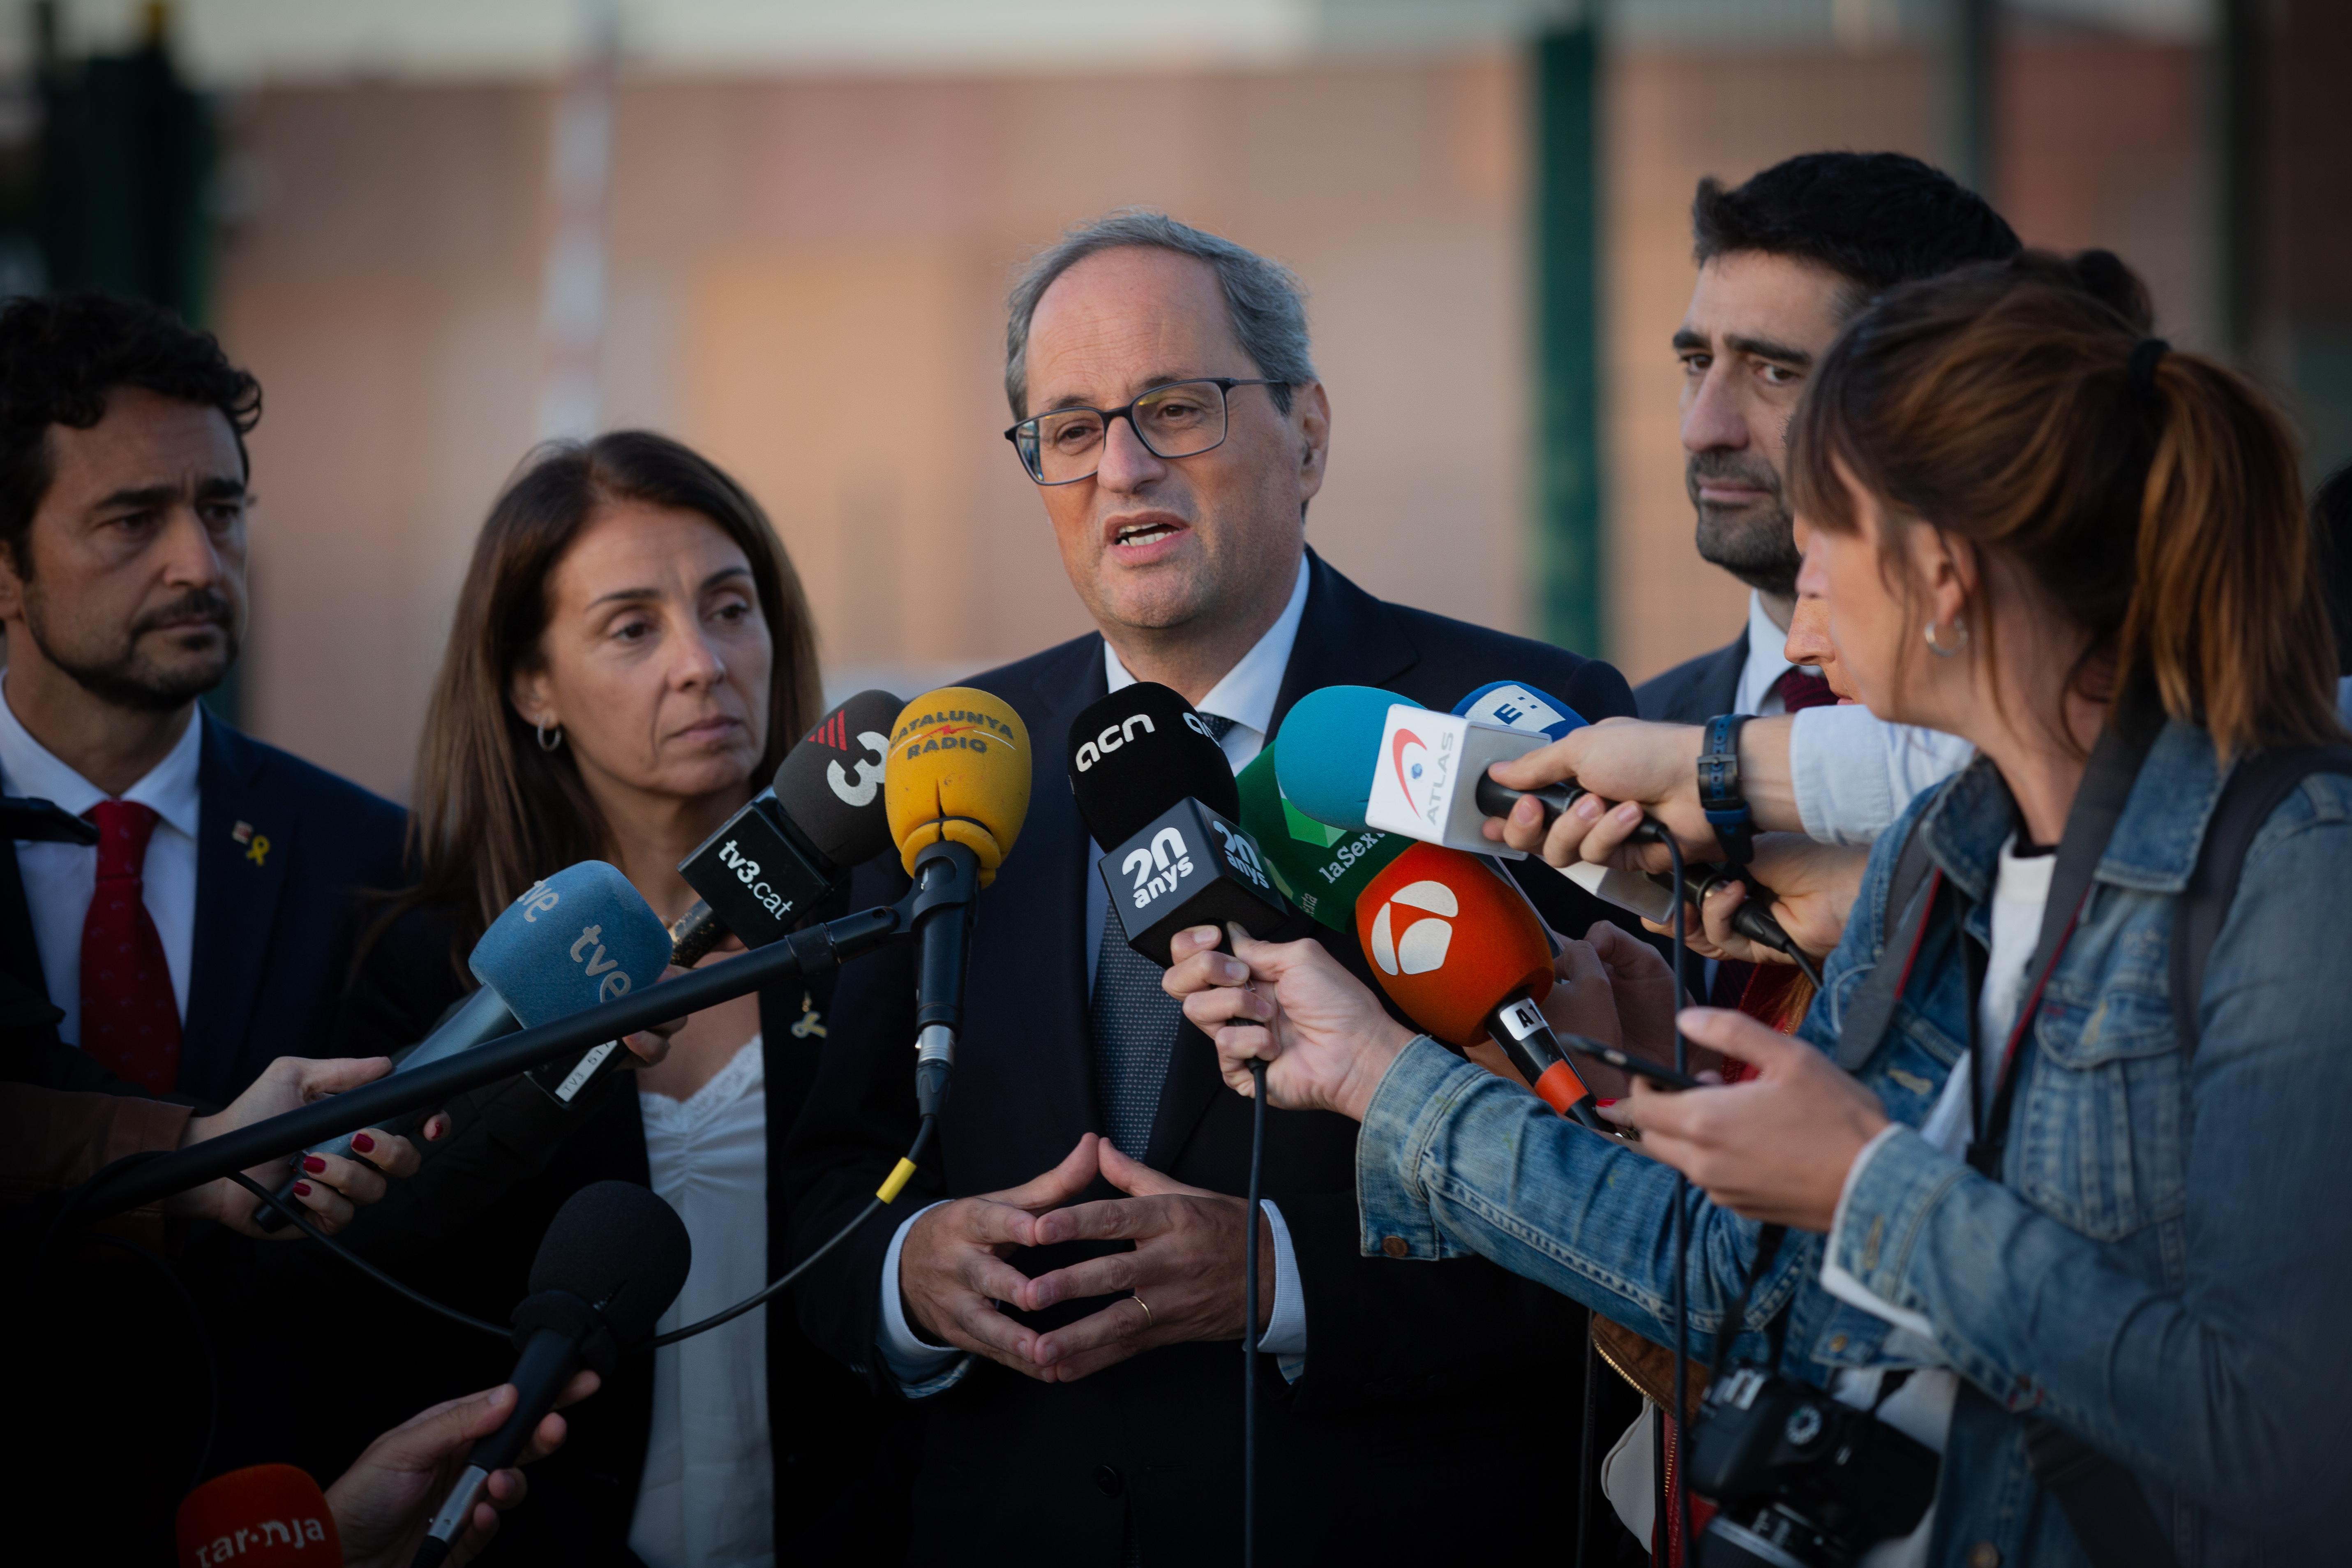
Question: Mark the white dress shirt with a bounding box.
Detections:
[1788,705,1978,847]
[1733,590,1800,718]
[631,1036,774,1568]
[877,555,1314,1394]
[0,673,201,1046]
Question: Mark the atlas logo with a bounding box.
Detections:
[1388,726,1452,827]
[1073,711,1155,772]
[570,924,637,1002]
[1208,818,1270,889]
[717,838,796,923]
[825,730,889,807]
[1123,826,1196,910]
[1367,879,1458,976]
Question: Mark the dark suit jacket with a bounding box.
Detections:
[1634,627,1747,725]
[0,713,409,1103]
[781,551,1642,1566]
[321,890,906,1568]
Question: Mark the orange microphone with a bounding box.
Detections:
[175,1464,339,1567]
[1354,842,1606,1129]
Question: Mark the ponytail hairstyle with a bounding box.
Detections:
[1788,249,2340,759]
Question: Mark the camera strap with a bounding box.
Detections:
[1705,1222,1789,1387]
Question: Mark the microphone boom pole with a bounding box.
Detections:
[72,903,908,1225]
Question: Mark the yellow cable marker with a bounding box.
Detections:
[877,1157,919,1204]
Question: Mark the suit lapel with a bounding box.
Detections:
[1002,640,1111,1156]
[1144,551,1412,1170]
[183,717,293,1103]
[0,839,45,1000]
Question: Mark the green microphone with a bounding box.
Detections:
[1235,742,1410,933]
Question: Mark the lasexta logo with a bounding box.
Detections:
[1367,879,1457,976]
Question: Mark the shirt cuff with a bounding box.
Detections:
[1817,1123,1947,1344]
[1255,1199,1307,1383]
[877,1200,973,1397]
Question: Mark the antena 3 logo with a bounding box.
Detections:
[1073,711,1156,772]
[1368,880,1458,976]
[1123,826,1195,909]
[893,708,1022,760]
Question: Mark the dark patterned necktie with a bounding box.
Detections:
[1089,711,1234,1160]
[79,800,181,1092]
[1773,665,1837,711]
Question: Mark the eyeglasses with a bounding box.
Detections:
[1004,377,1285,486]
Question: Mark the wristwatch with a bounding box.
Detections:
[1697,714,1756,866]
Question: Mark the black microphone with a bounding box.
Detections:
[413,1180,691,1568]
[669,689,902,965]
[1067,682,1290,967]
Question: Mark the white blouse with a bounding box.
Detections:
[629,1036,773,1568]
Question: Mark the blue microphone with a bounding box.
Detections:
[254,861,672,1231]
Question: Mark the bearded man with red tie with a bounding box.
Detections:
[0,292,405,1112]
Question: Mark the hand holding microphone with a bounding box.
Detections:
[1166,924,1419,1124]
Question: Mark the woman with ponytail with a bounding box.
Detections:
[1169,250,2352,1566]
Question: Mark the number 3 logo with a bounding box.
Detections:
[827,731,889,807]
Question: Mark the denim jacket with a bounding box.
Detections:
[1356,720,2352,1566]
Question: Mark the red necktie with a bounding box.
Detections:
[1773,665,1836,712]
[80,799,181,1094]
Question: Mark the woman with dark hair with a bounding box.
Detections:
[1170,252,2352,1566]
[326,432,896,1567]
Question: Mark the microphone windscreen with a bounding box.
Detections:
[1452,680,1588,739]
[1068,681,1238,851]
[471,861,674,1026]
[771,688,901,866]
[176,1464,339,1567]
[886,687,1032,886]
[1354,843,1553,1049]
[527,1180,692,1346]
[1272,684,1404,836]
[1236,744,1406,932]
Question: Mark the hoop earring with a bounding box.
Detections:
[535,720,563,752]
[1924,616,1969,659]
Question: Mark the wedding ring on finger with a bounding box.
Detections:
[1129,1293,1153,1331]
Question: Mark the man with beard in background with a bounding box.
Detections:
[1635,152,2019,725]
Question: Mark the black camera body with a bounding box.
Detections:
[1687,1365,1939,1568]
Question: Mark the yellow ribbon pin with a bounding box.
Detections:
[245,834,271,867]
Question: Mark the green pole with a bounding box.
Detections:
[1532,18,1605,658]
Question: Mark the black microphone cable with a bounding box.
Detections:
[1244,1057,1266,1568]
[1665,831,1697,1566]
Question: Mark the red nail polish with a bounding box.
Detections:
[352,1134,375,1154]
[303,1155,327,1173]
[293,1182,312,1196]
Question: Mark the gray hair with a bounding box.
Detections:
[1003,208,1317,420]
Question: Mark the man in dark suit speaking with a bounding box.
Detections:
[784,212,1640,1563]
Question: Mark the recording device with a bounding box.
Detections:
[1449,679,1821,979]
[1686,1366,1938,1568]
[1557,1034,1708,1092]
[257,861,672,1231]
[1274,685,1672,856]
[1068,683,1289,966]
[670,689,903,964]
[0,794,99,845]
[886,687,1032,1118]
[415,1181,692,1568]
[176,1463,339,1566]
[1354,842,1606,1129]
[1234,741,1406,932]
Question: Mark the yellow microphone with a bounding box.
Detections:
[885,687,1032,887]
[884,686,1031,1119]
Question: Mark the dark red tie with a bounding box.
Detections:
[1773,665,1836,711]
[80,799,181,1093]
